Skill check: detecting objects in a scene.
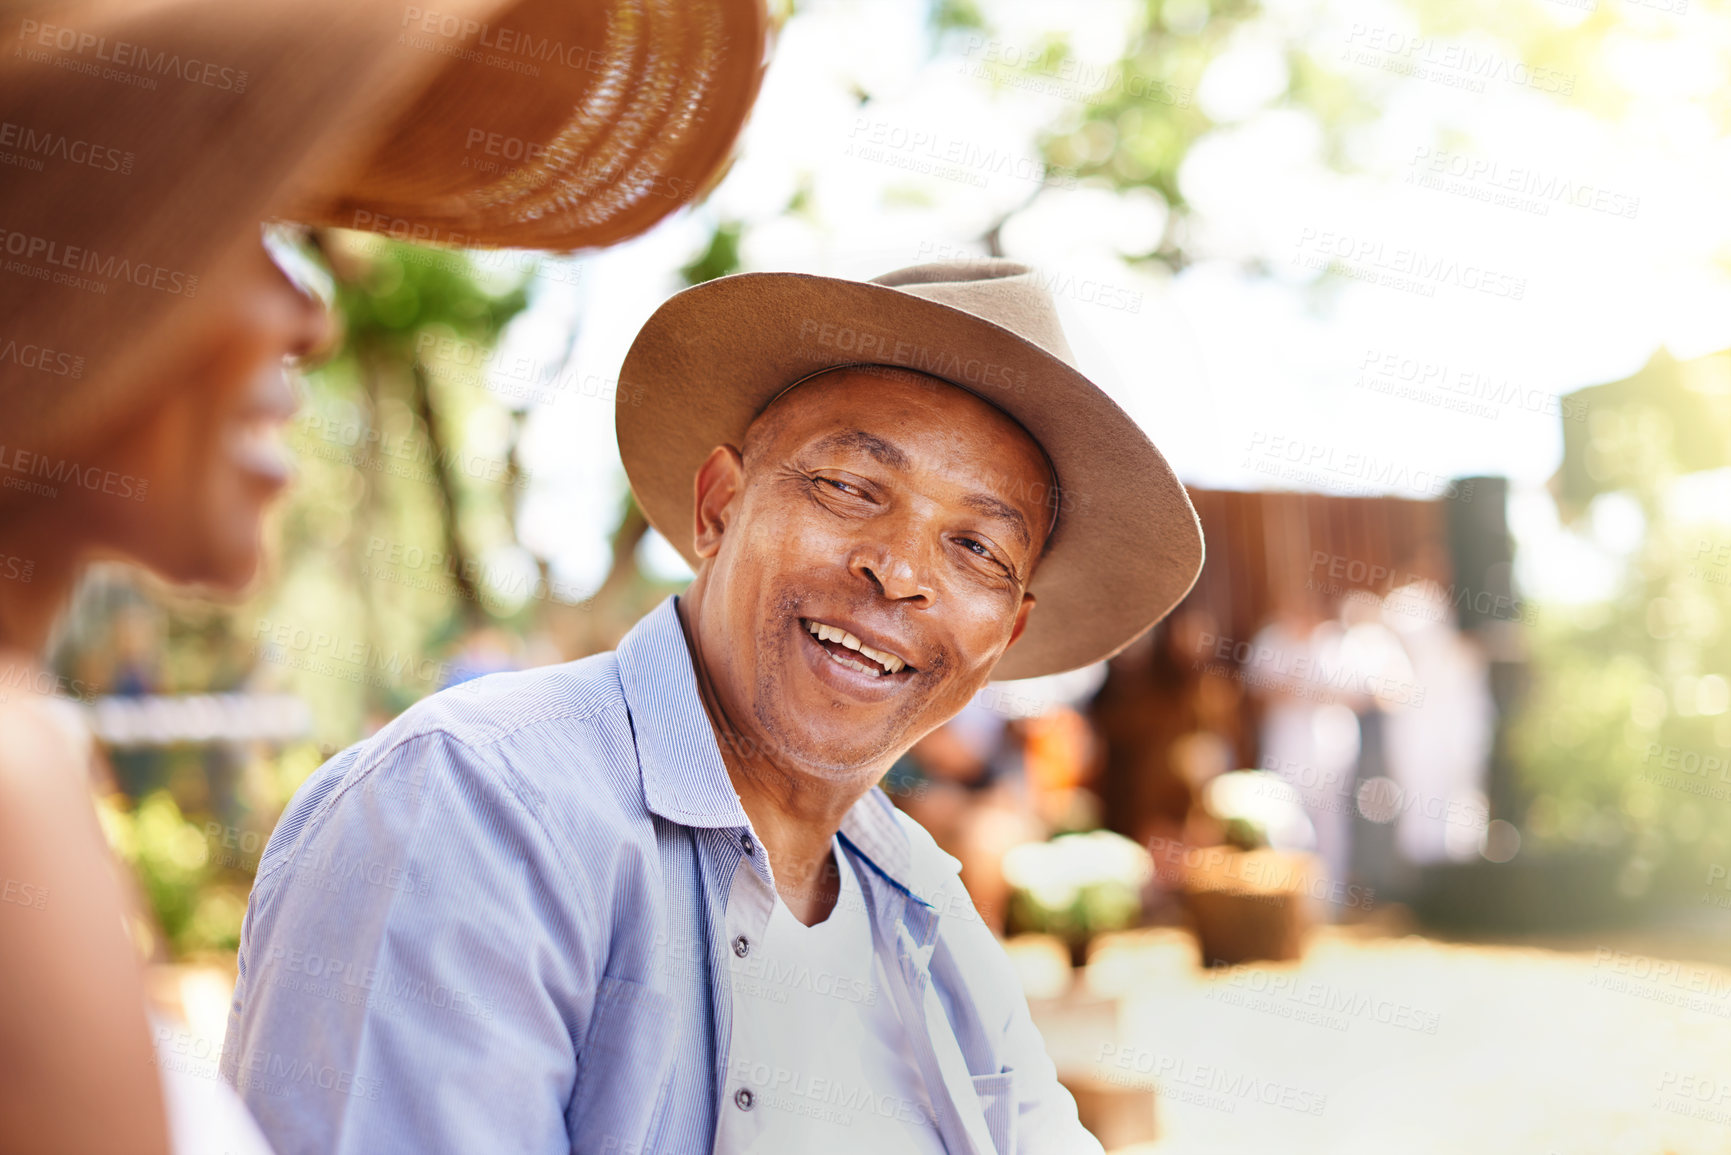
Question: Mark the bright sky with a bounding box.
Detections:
[479,0,1731,611]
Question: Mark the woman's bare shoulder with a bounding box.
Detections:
[0,672,172,1153]
[0,688,108,922]
[0,690,91,803]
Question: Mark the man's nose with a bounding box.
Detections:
[850,539,934,605]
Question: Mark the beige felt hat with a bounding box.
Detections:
[616,260,1205,680]
[0,0,771,465]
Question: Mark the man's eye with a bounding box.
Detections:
[958,538,996,561]
[819,477,861,496]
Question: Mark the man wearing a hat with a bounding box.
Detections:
[231,259,1203,1154]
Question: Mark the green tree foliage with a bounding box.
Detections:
[680,220,745,285]
[933,0,1641,270]
[266,235,533,743]
[100,791,248,959]
[1513,352,1731,902]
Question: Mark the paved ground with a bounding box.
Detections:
[1025,927,1731,1154]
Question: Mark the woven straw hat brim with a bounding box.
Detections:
[616,270,1205,681]
[297,0,772,249]
[0,0,769,466]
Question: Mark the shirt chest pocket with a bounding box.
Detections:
[568,974,677,1154]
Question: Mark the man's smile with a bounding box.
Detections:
[798,617,915,678]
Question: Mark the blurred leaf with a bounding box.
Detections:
[680,221,744,286]
[1555,349,1731,516]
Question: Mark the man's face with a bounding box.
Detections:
[687,367,1056,781]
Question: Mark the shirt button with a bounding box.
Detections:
[734,1087,755,1111]
[741,832,755,855]
[733,935,751,958]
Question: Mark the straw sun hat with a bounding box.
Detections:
[617,260,1206,680]
[0,0,772,462]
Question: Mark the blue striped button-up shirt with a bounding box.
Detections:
[224,597,1101,1155]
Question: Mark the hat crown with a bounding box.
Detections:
[870,258,1076,367]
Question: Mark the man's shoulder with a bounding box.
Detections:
[380,650,628,754]
[266,651,644,865]
[853,793,986,926]
[872,797,1010,945]
[884,800,964,889]
[353,650,655,829]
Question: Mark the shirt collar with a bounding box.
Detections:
[615,596,749,829]
[615,596,960,900]
[838,791,923,904]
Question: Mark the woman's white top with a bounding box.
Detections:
[154,1013,276,1155]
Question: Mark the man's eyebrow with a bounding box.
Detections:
[962,492,1031,551]
[805,430,910,470]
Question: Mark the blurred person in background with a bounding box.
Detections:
[440,625,528,691]
[0,1,770,1151]
[1094,608,1243,847]
[103,599,170,800]
[1019,706,1100,831]
[1092,608,1244,922]
[1249,587,1362,914]
[1380,553,1496,869]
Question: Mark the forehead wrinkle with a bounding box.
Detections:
[805,429,910,470]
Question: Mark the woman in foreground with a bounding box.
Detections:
[0,0,770,1150]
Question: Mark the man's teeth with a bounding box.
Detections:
[803,619,906,675]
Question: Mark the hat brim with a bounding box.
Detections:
[616,272,1204,680]
[296,0,773,250]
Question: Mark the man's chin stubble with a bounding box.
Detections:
[749,663,920,783]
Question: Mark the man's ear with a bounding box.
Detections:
[692,445,745,560]
[1006,591,1036,648]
